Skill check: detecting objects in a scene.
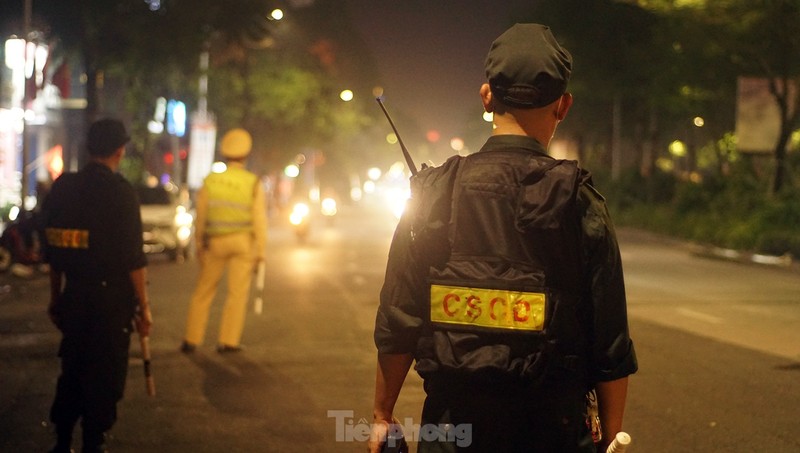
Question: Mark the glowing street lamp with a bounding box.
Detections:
[270,9,284,21]
[284,164,300,178]
[367,167,382,181]
[339,89,354,102]
[669,140,687,157]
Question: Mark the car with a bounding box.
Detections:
[136,184,194,261]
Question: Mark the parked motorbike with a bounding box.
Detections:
[0,208,49,278]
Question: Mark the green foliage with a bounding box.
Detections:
[612,150,800,258]
[119,152,145,185]
[600,167,677,211]
[2,0,377,179]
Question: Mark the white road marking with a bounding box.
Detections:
[675,307,723,324]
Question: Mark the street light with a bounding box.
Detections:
[269,9,284,21]
[284,164,300,178]
[367,167,382,180]
[450,137,464,152]
[669,140,687,157]
[339,89,354,102]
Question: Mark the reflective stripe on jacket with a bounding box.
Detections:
[204,167,258,235]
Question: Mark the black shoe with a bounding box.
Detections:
[180,341,197,354]
[216,344,243,353]
[50,422,75,453]
[81,446,108,453]
[81,430,108,453]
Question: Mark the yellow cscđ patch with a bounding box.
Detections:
[430,284,546,331]
[45,228,90,249]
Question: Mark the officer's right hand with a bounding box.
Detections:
[369,416,406,453]
[367,419,389,453]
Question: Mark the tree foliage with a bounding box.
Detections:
[3,0,797,193]
[625,0,800,193]
[1,0,379,183]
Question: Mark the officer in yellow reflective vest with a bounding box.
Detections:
[181,128,267,353]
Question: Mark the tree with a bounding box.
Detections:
[2,0,379,183]
[627,0,800,193]
[721,0,800,193]
[522,0,685,179]
[203,0,379,180]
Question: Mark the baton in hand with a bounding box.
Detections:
[139,335,156,397]
[606,432,631,453]
[254,261,265,315]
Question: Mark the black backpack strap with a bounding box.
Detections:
[408,155,463,265]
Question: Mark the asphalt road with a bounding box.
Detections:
[1,201,799,452]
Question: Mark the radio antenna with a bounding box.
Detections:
[376,97,418,176]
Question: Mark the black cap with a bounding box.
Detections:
[87,118,130,157]
[485,23,572,109]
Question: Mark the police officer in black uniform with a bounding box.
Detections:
[43,118,152,453]
[369,24,637,453]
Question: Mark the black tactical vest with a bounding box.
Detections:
[409,147,590,389]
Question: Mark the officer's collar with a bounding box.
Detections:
[480,134,550,158]
[84,161,115,173]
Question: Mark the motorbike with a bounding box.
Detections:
[320,196,338,226]
[0,208,49,278]
[289,202,311,243]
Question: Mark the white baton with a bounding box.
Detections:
[606,432,631,453]
[254,261,266,314]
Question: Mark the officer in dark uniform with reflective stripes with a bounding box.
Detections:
[370,24,637,453]
[43,118,152,453]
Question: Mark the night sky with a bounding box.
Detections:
[342,0,536,150]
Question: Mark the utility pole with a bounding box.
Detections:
[187,45,217,190]
[20,0,32,208]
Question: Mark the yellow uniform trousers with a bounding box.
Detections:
[184,231,255,347]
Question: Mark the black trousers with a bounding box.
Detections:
[417,378,596,453]
[49,282,135,440]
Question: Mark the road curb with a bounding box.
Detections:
[618,227,799,272]
[689,244,796,269]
